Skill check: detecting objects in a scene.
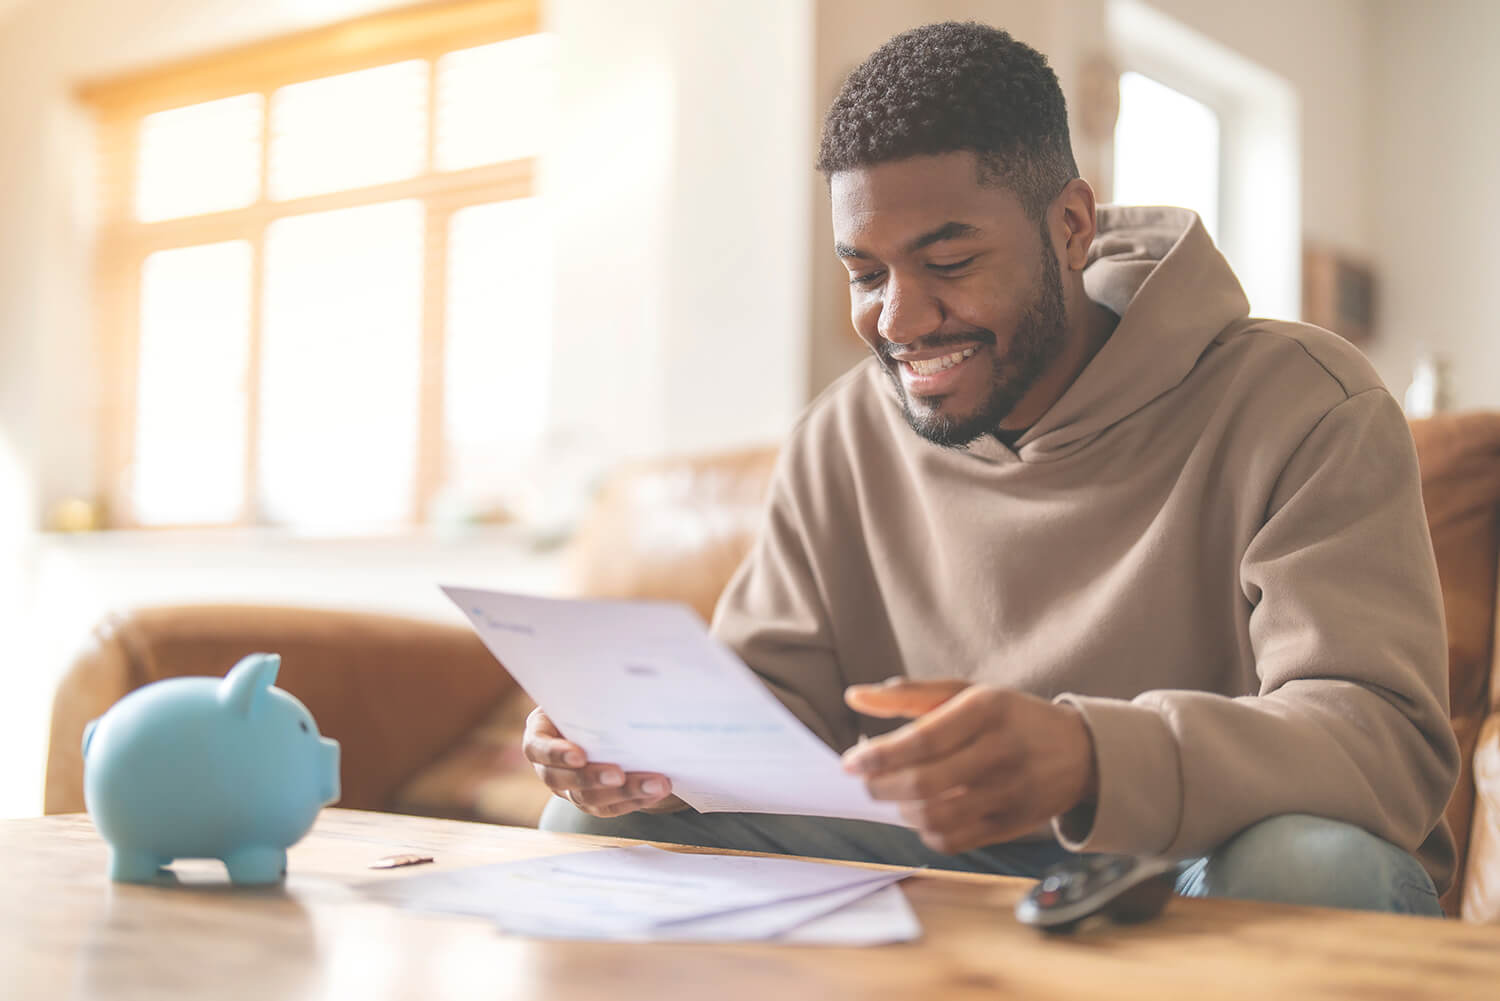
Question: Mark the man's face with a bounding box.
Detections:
[830,153,1066,447]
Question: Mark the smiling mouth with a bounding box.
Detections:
[898,346,979,376]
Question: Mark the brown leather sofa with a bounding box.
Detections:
[43,420,1500,921]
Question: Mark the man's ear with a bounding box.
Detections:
[1053,178,1099,271]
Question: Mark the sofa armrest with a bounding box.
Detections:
[44,620,137,814]
[44,604,518,815]
[1409,413,1500,918]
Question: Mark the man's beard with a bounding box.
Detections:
[879,240,1067,450]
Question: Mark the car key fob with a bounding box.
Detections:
[1014,854,1176,933]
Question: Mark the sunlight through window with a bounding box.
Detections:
[260,202,424,531]
[1113,71,1221,240]
[134,242,252,524]
[136,95,263,221]
[269,61,428,200]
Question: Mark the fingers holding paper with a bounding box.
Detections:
[523,706,687,817]
[841,681,1099,855]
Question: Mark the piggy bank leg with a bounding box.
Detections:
[109,847,172,884]
[223,845,288,885]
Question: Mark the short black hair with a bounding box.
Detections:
[816,21,1078,220]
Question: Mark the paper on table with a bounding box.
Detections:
[663,878,919,945]
[442,586,905,826]
[773,883,921,946]
[358,845,917,943]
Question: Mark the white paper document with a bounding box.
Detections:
[767,883,921,946]
[359,846,921,944]
[442,586,906,826]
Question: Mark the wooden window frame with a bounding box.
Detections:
[80,0,541,530]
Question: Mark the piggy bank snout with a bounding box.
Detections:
[319,736,340,805]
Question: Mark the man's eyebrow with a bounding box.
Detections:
[835,221,981,260]
[904,221,981,254]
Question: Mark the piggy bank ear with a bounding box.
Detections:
[218,653,282,717]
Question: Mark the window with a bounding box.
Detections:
[1113,71,1221,241]
[83,0,552,531]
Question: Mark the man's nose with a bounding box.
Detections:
[876,272,942,345]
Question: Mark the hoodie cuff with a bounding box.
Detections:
[1050,694,1183,856]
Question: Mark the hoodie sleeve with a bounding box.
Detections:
[1053,388,1460,883]
[709,439,861,753]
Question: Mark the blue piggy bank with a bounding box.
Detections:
[83,652,340,885]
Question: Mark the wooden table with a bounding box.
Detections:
[3,809,1497,1000]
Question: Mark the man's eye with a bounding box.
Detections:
[848,270,885,287]
[930,256,976,273]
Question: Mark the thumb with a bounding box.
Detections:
[844,679,969,718]
[526,705,559,737]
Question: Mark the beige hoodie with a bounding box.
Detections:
[710,205,1460,890]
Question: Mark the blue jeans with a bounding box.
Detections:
[540,800,1444,916]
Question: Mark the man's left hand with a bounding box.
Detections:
[841,680,1099,855]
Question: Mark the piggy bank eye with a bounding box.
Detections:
[299,721,309,733]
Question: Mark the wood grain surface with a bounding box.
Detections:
[3,808,1496,1001]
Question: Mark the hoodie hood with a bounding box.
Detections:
[998,205,1251,462]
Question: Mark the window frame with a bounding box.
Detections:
[80,0,542,530]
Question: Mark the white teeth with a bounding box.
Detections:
[908,347,978,376]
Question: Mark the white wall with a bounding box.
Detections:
[545,0,813,463]
[1364,0,1500,411]
[0,430,36,818]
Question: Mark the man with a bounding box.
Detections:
[525,22,1458,915]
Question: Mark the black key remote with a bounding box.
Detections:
[1014,854,1176,933]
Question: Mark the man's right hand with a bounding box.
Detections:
[523,707,686,817]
